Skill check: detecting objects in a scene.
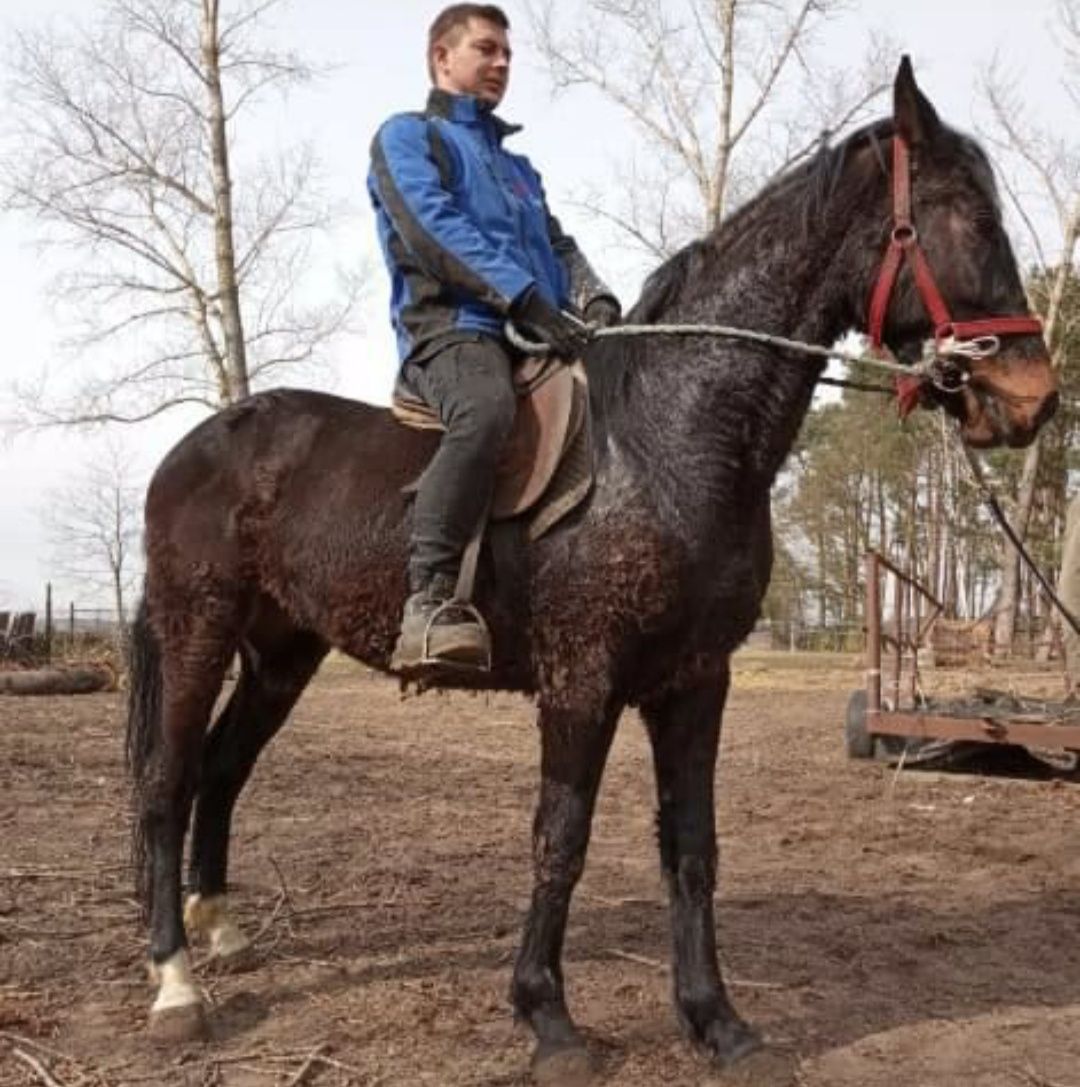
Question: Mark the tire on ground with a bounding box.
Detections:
[844,688,874,759]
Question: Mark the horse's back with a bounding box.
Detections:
[144,389,438,619]
[151,387,436,505]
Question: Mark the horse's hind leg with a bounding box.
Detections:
[511,697,621,1084]
[185,627,327,962]
[640,669,761,1067]
[136,605,238,1043]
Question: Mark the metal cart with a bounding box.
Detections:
[846,551,1080,772]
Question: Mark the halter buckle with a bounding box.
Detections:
[937,333,1002,361]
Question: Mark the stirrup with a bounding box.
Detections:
[419,598,493,672]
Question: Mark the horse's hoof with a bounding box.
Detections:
[149,1003,209,1046]
[531,1041,594,1086]
[699,1018,763,1068]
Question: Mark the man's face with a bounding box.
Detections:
[433,17,511,107]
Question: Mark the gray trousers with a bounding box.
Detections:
[403,336,516,590]
[1060,494,1080,689]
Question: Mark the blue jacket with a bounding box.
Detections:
[368,90,611,364]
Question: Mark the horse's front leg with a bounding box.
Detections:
[511,697,621,1084]
[641,668,761,1067]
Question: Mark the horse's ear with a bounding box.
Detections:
[893,56,941,147]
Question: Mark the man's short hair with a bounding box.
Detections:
[427,4,510,82]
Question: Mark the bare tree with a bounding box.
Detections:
[41,441,143,640]
[2,0,360,425]
[526,0,892,258]
[977,20,1080,655]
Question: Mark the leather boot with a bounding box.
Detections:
[390,573,490,673]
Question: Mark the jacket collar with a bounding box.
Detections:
[426,88,522,140]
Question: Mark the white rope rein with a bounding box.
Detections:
[506,318,998,385]
[591,322,916,375]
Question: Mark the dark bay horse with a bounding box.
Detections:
[127,60,1056,1078]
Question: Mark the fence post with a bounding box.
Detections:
[69,602,75,641]
[44,582,53,666]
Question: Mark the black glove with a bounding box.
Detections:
[511,287,590,357]
[584,295,621,329]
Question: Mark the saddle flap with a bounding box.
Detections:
[491,365,579,518]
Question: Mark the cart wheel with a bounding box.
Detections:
[845,689,874,759]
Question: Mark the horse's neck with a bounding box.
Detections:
[672,217,852,367]
[622,223,853,496]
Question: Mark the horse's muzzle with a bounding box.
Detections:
[960,355,1058,449]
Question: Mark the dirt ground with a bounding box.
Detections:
[2,651,1080,1087]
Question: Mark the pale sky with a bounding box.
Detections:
[0,0,1073,609]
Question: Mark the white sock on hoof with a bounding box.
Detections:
[150,950,201,1013]
[184,893,251,958]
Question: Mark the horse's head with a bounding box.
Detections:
[859,58,1057,449]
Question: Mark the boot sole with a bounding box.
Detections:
[390,627,490,674]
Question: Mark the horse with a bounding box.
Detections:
[126,59,1057,1080]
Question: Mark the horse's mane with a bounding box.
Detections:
[630,118,895,324]
[586,118,897,424]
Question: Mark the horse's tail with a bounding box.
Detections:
[125,595,161,917]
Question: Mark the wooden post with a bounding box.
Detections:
[69,602,75,641]
[888,566,904,710]
[44,582,53,666]
[911,574,922,704]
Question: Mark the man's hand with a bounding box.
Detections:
[584,295,621,329]
[511,288,590,357]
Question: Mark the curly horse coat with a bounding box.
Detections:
[126,61,1056,1079]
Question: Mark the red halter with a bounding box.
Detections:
[867,133,1042,354]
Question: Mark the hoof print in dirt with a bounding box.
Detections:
[706,1046,798,1086]
[202,944,260,976]
[531,1042,595,1086]
[149,1003,209,1046]
[212,989,270,1040]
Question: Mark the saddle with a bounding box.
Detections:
[391,355,594,543]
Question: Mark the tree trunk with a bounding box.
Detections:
[816,527,827,626]
[112,566,128,652]
[993,438,1042,656]
[928,448,941,602]
[202,0,249,403]
[707,0,737,230]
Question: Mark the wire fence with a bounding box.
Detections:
[0,589,131,666]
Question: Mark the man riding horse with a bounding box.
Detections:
[367,2,620,675]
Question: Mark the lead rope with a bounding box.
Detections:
[509,319,921,375]
[505,318,1001,394]
[956,437,1080,638]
